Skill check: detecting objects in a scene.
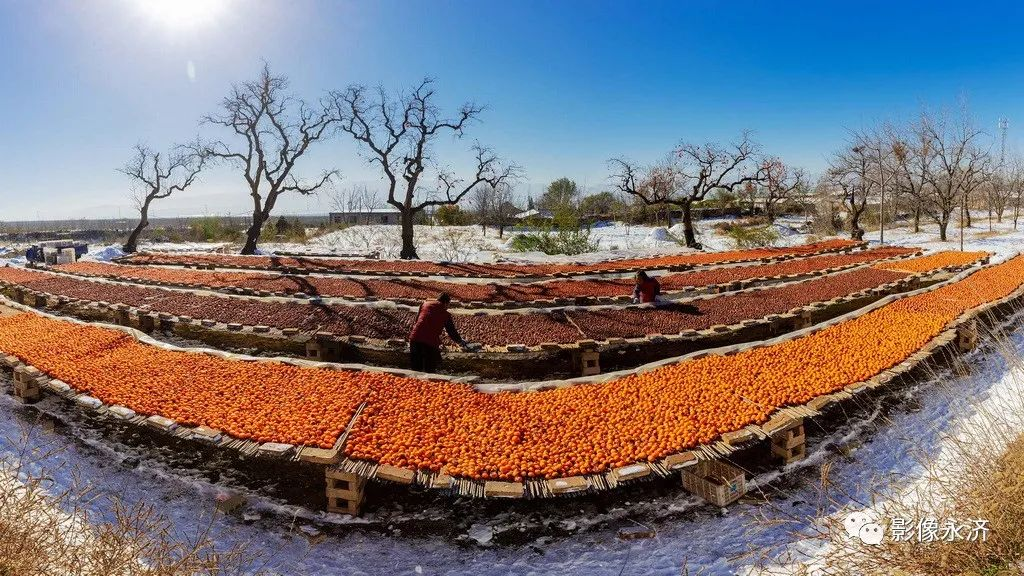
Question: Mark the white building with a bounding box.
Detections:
[329,208,402,225]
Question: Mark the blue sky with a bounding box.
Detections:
[2,0,1023,221]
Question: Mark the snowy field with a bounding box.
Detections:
[7,213,1021,268]
[263,217,818,263]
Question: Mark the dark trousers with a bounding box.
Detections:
[410,341,442,373]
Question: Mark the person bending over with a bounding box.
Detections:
[409,292,473,373]
[632,270,661,304]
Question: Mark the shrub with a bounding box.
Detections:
[260,217,307,243]
[189,217,242,242]
[434,204,470,226]
[509,228,597,255]
[510,206,598,255]
[726,224,780,248]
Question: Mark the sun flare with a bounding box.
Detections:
[133,0,229,29]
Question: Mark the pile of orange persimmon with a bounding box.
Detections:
[874,250,988,273]
[0,315,377,447]
[1,252,1020,483]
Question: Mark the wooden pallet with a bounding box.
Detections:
[770,421,806,464]
[325,468,365,516]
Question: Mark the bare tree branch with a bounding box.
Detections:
[204,63,341,254]
[118,141,208,252]
[332,79,517,258]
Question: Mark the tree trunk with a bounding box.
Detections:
[399,209,418,259]
[938,214,950,242]
[680,202,700,248]
[241,210,266,255]
[913,206,921,233]
[965,197,973,227]
[124,203,150,253]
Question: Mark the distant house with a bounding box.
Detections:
[512,208,554,222]
[329,208,401,225]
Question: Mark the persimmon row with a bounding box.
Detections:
[0,313,373,447]
[0,254,1020,482]
[57,246,917,303]
[1,265,910,346]
[116,239,861,278]
[875,250,989,273]
[341,254,1024,480]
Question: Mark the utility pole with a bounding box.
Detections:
[960,190,966,252]
[877,140,886,245]
[992,118,1008,232]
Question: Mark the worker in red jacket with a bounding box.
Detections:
[409,293,474,372]
[632,270,661,304]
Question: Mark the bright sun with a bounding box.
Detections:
[134,0,229,29]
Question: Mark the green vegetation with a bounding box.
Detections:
[510,207,597,255]
[259,216,308,242]
[188,217,243,242]
[434,204,471,226]
[714,218,780,248]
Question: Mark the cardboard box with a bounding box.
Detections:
[681,460,746,507]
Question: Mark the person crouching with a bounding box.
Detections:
[632,271,661,304]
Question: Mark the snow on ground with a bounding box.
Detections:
[745,325,1024,575]
[3,325,1022,575]
[81,244,125,262]
[3,215,1024,575]
[864,215,1024,262]
[265,223,697,262]
[264,218,820,264]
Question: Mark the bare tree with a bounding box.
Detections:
[1008,155,1024,229]
[760,157,807,222]
[204,64,340,254]
[330,184,385,225]
[888,120,934,234]
[608,158,680,230]
[826,140,876,240]
[471,184,493,235]
[492,181,517,238]
[610,132,763,248]
[917,109,991,242]
[332,78,519,259]
[119,143,206,253]
[986,167,1013,226]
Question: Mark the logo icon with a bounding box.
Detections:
[843,511,883,546]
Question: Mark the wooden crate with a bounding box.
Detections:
[578,350,600,376]
[306,339,343,362]
[325,468,365,516]
[13,378,41,403]
[770,421,806,464]
[956,320,979,352]
[681,460,746,507]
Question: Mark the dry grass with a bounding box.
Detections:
[751,311,1024,575]
[0,427,263,576]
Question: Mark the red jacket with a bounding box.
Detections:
[409,301,463,347]
[634,277,661,303]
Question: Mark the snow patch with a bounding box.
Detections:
[467,523,494,545]
[83,244,125,262]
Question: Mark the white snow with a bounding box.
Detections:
[863,216,1024,262]
[81,244,125,262]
